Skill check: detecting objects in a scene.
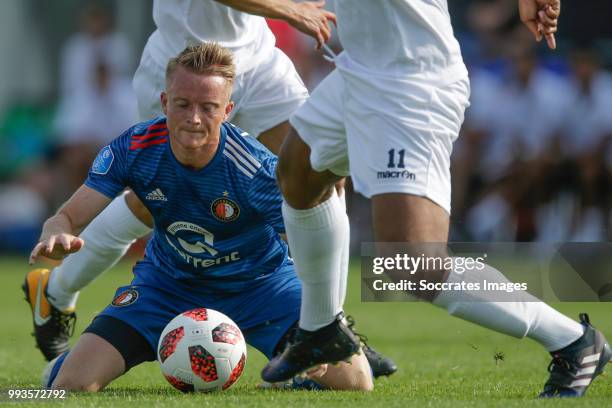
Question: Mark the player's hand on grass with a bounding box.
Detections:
[518,0,560,49]
[29,234,84,264]
[288,1,336,50]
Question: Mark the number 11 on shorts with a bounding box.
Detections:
[387,149,405,168]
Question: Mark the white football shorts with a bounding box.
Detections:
[290,66,470,214]
[133,47,308,137]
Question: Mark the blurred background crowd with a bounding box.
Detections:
[0,0,611,255]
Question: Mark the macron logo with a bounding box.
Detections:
[146,188,167,202]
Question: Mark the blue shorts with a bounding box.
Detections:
[96,260,301,361]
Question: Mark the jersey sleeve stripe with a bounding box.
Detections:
[132,123,168,137]
[148,123,167,131]
[132,130,169,141]
[225,143,258,173]
[130,137,168,150]
[226,136,262,169]
[223,150,255,178]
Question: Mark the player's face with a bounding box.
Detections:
[161,66,234,151]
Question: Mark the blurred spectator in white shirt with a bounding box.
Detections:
[58,2,132,101]
[52,2,138,201]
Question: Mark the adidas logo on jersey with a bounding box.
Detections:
[146,188,167,201]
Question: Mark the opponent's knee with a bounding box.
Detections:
[276,130,330,206]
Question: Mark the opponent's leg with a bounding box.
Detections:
[372,193,584,345]
[372,193,610,397]
[277,130,346,332]
[239,67,349,321]
[262,71,364,382]
[233,52,352,334]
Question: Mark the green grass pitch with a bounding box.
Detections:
[0,256,610,407]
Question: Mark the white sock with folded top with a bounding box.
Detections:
[282,191,348,331]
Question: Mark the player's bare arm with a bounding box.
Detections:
[29,186,112,264]
[518,0,561,49]
[215,0,336,49]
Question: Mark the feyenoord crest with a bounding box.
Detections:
[211,196,240,222]
[111,289,139,307]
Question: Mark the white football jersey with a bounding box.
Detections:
[146,0,276,74]
[331,0,466,81]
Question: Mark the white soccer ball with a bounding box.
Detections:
[157,308,247,392]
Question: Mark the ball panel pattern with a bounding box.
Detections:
[163,374,194,393]
[188,345,218,382]
[212,322,243,345]
[182,308,208,321]
[158,326,184,363]
[222,353,246,390]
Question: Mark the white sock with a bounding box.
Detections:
[433,263,584,351]
[47,194,152,311]
[282,192,347,331]
[337,189,350,305]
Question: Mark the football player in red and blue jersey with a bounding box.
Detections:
[30,43,373,392]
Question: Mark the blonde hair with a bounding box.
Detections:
[166,42,236,88]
